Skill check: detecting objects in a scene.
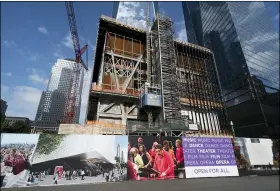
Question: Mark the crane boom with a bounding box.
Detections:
[62,2,88,124]
[65,2,88,70]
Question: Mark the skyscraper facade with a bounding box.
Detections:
[183,2,279,138]
[34,59,84,129]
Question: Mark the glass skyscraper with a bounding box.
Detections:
[34,59,84,129]
[183,2,279,138]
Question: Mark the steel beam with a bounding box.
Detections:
[122,54,144,93]
[110,50,120,90]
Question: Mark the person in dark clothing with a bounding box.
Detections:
[268,163,272,170]
[138,145,152,168]
[134,137,145,149]
[105,172,109,182]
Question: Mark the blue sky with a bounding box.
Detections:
[1,1,279,124]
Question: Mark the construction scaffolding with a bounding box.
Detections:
[86,14,230,136]
[174,40,229,135]
[151,14,183,123]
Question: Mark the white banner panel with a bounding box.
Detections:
[185,166,239,178]
[183,137,239,178]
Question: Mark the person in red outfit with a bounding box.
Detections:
[175,139,184,168]
[4,149,25,175]
[148,142,158,166]
[152,144,174,179]
[163,140,176,164]
[128,142,131,152]
[127,153,137,180]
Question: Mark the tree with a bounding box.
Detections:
[1,121,11,133]
[42,129,57,134]
[11,121,31,133]
[0,114,5,125]
[1,119,31,133]
[35,134,66,155]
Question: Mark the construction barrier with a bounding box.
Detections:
[1,133,279,188]
[1,133,128,188]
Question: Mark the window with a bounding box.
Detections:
[250,138,260,143]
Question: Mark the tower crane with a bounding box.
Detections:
[62,2,88,124]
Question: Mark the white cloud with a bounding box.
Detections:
[38,26,48,35]
[2,85,42,120]
[3,40,17,48]
[274,13,279,20]
[52,43,65,59]
[123,2,140,7]
[28,68,49,86]
[2,72,12,77]
[116,2,147,30]
[3,40,38,61]
[79,66,93,124]
[175,20,188,42]
[62,31,74,49]
[53,51,65,58]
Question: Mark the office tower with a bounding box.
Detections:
[0,99,8,116]
[33,59,84,129]
[183,2,279,138]
[86,14,228,136]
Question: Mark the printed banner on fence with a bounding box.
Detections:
[1,134,128,188]
[1,133,40,188]
[31,134,128,186]
[232,137,279,168]
[182,137,239,178]
[127,136,185,181]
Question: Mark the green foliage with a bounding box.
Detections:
[0,115,6,125]
[42,129,57,134]
[0,119,31,133]
[35,134,65,155]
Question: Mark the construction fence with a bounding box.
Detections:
[1,133,279,188]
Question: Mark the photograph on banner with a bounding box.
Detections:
[1,133,40,188]
[232,137,279,170]
[29,134,128,186]
[127,136,185,181]
[183,137,239,178]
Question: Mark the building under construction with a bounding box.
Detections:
[85,14,229,136]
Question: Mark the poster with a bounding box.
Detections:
[127,136,185,181]
[232,137,279,169]
[1,133,40,188]
[53,166,63,181]
[182,137,239,178]
[29,134,128,186]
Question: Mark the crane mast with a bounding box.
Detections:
[62,2,88,124]
[145,3,153,129]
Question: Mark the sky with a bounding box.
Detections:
[1,1,279,124]
[114,135,128,162]
[1,133,39,145]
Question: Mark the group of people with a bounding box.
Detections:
[1,144,35,187]
[27,171,47,184]
[1,144,35,161]
[103,168,124,182]
[127,137,184,180]
[62,169,85,180]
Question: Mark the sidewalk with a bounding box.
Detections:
[238,169,279,176]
